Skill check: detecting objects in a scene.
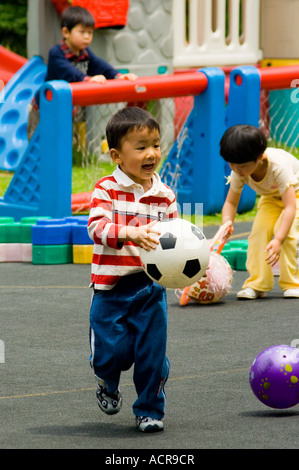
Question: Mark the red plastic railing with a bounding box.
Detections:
[70,66,299,107]
[70,72,208,106]
[259,65,299,90]
[70,65,299,213]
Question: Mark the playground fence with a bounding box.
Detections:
[259,67,299,157]
[72,65,299,203]
[1,64,299,221]
[70,72,209,197]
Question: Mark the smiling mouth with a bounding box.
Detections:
[142,163,155,171]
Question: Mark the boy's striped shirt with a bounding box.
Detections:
[88,166,177,290]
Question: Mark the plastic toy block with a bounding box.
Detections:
[0,243,22,262]
[32,244,73,264]
[0,222,22,243]
[32,223,73,245]
[235,249,247,271]
[226,240,248,249]
[22,244,32,262]
[20,216,51,224]
[221,248,237,270]
[20,217,51,243]
[73,245,93,264]
[72,223,92,245]
[0,243,32,262]
[64,216,89,224]
[221,240,248,271]
[35,218,68,225]
[19,223,33,244]
[31,216,90,245]
[0,217,14,224]
[0,219,51,244]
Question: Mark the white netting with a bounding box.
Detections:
[259,86,299,157]
[72,82,299,197]
[259,83,299,271]
[72,97,193,194]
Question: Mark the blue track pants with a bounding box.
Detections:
[89,272,170,420]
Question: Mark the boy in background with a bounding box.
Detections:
[27,6,136,139]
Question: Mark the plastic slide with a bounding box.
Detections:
[0,45,27,85]
[0,50,47,171]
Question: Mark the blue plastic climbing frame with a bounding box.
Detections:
[0,80,73,220]
[0,56,46,171]
[160,65,261,215]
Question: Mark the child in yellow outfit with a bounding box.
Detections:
[220,124,299,299]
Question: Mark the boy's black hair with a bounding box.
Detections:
[61,6,95,31]
[220,125,267,164]
[106,107,160,150]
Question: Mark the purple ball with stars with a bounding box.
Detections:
[249,345,299,409]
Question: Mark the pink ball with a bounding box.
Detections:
[177,252,232,305]
[249,345,299,409]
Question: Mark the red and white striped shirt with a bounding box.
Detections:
[88,166,178,290]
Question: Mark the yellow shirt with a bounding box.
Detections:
[229,148,299,197]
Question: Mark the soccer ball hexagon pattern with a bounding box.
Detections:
[140,218,210,288]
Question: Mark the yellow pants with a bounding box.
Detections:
[243,194,299,292]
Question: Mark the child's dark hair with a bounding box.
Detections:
[220,125,267,163]
[106,107,160,150]
[61,6,95,30]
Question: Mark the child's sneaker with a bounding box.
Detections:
[237,287,266,300]
[96,379,122,415]
[135,416,164,433]
[283,289,299,298]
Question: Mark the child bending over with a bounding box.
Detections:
[220,124,299,300]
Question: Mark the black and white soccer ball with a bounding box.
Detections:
[140,218,210,289]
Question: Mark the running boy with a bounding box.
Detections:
[87,107,177,432]
[27,6,136,139]
[220,124,299,299]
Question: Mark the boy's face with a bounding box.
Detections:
[229,155,263,178]
[110,127,161,188]
[62,24,94,54]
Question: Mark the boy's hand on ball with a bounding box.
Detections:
[137,221,161,251]
[119,221,160,251]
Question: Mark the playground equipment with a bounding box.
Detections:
[50,0,130,29]
[260,0,299,62]
[259,66,299,153]
[0,77,73,220]
[0,56,46,171]
[260,0,299,153]
[173,0,262,68]
[1,0,299,224]
[1,62,299,221]
[0,215,92,264]
[27,0,173,78]
[0,214,247,267]
[32,216,92,264]
[0,66,260,220]
[0,46,27,85]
